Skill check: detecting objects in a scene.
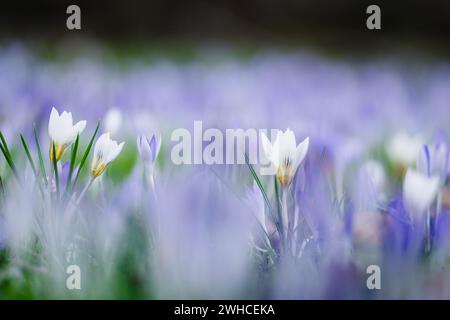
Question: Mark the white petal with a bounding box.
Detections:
[292,136,309,171]
[93,133,110,159]
[73,120,87,135]
[284,128,297,153]
[60,111,74,128]
[260,132,272,161]
[105,142,125,164]
[63,120,87,145]
[48,107,60,140]
[403,169,440,216]
[271,131,282,168]
[386,132,423,165]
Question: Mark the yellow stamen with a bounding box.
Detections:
[49,143,67,161]
[91,160,107,178]
[276,162,293,187]
[278,175,292,187]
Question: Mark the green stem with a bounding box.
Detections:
[281,187,289,244]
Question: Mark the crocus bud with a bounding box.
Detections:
[137,134,161,169]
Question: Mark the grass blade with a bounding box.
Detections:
[20,133,38,179]
[274,175,282,223]
[20,133,44,197]
[65,134,79,196]
[34,124,47,186]
[0,131,11,157]
[0,131,20,181]
[244,153,284,238]
[52,143,60,200]
[0,174,4,202]
[72,122,99,191]
[244,153,272,211]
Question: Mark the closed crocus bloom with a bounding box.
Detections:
[417,141,449,184]
[403,168,440,217]
[261,129,309,187]
[137,134,161,168]
[91,133,125,178]
[48,107,86,161]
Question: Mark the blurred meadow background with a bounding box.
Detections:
[1,0,450,299]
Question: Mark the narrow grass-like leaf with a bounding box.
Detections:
[20,133,44,197]
[0,174,4,202]
[72,122,99,191]
[244,153,284,239]
[65,134,79,196]
[273,176,285,241]
[20,133,38,179]
[34,124,47,186]
[244,153,272,211]
[274,176,282,223]
[0,131,11,157]
[0,131,19,181]
[52,143,60,200]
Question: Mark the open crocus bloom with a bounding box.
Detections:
[91,133,125,178]
[385,131,423,170]
[261,128,309,187]
[137,134,161,172]
[48,107,86,161]
[403,168,440,218]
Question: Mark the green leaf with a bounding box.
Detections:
[0,131,20,181]
[65,134,79,196]
[72,122,99,191]
[244,153,283,237]
[273,175,284,240]
[0,131,11,157]
[34,124,47,186]
[274,175,282,223]
[0,174,4,202]
[20,133,38,179]
[52,143,60,200]
[244,153,272,211]
[20,133,44,197]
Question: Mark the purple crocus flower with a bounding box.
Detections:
[137,134,161,169]
[416,133,450,184]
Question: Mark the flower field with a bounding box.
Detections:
[1,43,450,299]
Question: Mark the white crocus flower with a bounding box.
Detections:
[403,168,440,218]
[386,132,423,168]
[261,129,309,187]
[48,107,86,161]
[91,133,125,178]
